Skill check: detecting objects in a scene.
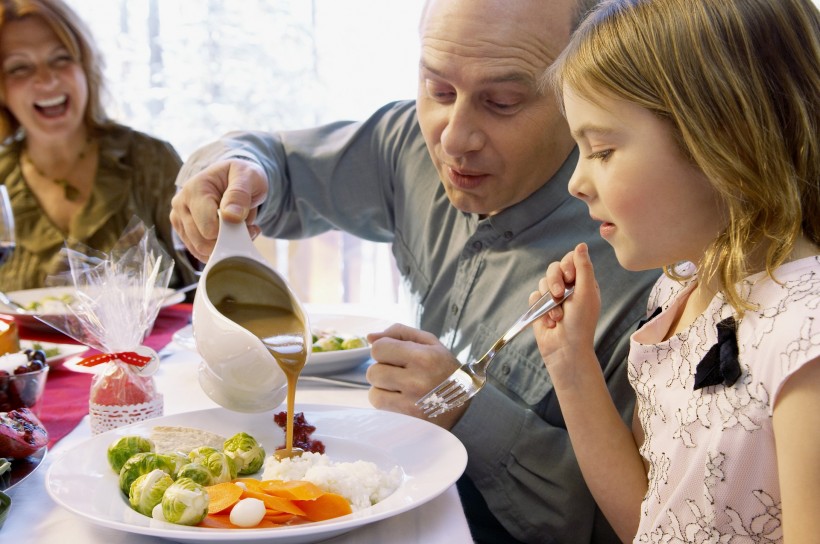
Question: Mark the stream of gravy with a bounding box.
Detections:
[215,298,307,458]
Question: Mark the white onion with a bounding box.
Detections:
[229,497,266,527]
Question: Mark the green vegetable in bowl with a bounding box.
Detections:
[176,462,212,486]
[129,468,174,516]
[312,330,368,352]
[0,457,10,477]
[118,452,177,495]
[202,451,237,484]
[161,477,209,525]
[313,335,342,352]
[341,337,367,350]
[107,435,155,473]
[223,432,265,475]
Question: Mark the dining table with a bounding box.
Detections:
[1,301,473,544]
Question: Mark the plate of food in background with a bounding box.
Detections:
[19,340,89,368]
[0,286,185,333]
[172,313,393,376]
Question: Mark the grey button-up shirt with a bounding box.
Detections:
[177,100,660,543]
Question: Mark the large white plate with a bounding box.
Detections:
[0,286,185,331]
[172,313,393,376]
[46,405,466,544]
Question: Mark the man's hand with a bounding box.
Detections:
[366,324,468,429]
[170,158,269,262]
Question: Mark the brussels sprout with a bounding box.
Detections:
[107,435,155,473]
[167,451,190,477]
[313,335,343,352]
[128,468,174,516]
[202,451,237,484]
[161,477,209,526]
[188,446,219,464]
[118,452,177,495]
[223,432,266,475]
[341,336,367,350]
[176,462,212,486]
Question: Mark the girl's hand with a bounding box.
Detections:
[531,242,601,372]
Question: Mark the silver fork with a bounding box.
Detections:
[416,286,574,418]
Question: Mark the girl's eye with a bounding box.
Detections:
[587,149,613,161]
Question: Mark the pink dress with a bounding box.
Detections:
[629,256,820,543]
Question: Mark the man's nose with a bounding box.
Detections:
[440,100,484,157]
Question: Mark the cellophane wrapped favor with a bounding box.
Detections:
[37,220,174,434]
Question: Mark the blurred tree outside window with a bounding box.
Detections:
[66,0,425,306]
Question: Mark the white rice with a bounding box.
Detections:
[261,451,401,512]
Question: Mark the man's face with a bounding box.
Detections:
[416,0,577,216]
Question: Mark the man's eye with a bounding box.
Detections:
[425,81,454,102]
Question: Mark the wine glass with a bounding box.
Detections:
[0,185,15,267]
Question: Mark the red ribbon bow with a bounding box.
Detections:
[77,351,152,368]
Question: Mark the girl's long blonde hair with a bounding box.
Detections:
[550,0,820,314]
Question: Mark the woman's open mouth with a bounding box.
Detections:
[34,94,69,118]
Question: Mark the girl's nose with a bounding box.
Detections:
[567,163,593,202]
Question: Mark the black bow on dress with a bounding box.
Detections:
[693,316,741,390]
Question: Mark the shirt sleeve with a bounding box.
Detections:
[175,100,423,243]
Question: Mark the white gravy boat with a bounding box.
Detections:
[192,213,310,413]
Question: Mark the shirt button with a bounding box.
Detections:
[501,363,511,375]
[472,241,483,251]
[451,304,458,315]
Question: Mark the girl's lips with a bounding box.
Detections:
[599,221,616,238]
[447,166,486,190]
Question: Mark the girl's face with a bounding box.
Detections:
[564,86,727,271]
[0,16,88,142]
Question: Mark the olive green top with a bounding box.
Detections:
[0,124,196,291]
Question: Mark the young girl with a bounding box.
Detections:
[531,0,820,542]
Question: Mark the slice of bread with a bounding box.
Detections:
[150,425,226,454]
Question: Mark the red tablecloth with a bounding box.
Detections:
[22,303,192,447]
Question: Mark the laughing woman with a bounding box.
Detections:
[0,0,195,290]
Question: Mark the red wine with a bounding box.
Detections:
[0,243,14,266]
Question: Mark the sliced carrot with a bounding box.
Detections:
[264,510,298,524]
[205,482,244,514]
[233,477,265,492]
[242,488,306,516]
[293,492,353,521]
[259,479,326,501]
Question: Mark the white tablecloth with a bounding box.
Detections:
[3,305,472,544]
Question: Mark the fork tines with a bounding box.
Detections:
[416,370,472,418]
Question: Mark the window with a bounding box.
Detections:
[67,0,425,304]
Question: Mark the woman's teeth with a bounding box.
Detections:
[34,95,69,118]
[35,95,67,108]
